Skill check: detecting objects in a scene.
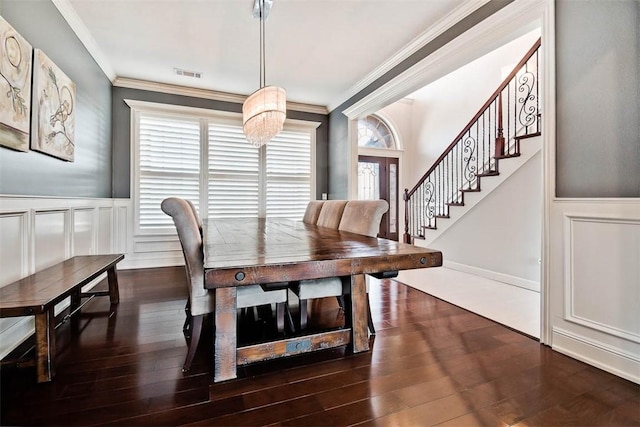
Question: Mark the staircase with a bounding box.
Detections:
[403,38,541,244]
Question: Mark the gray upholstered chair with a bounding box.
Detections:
[339,200,389,334]
[161,197,288,372]
[292,199,388,333]
[315,200,348,228]
[302,200,325,225]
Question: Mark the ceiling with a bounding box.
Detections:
[63,0,469,111]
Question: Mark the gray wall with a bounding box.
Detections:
[327,0,514,199]
[112,87,328,198]
[0,0,112,197]
[556,0,640,197]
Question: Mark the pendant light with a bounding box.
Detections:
[242,0,286,147]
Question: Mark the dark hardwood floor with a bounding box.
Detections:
[1,267,638,426]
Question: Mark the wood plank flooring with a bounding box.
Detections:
[1,267,638,426]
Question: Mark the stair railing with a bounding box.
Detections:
[403,38,541,243]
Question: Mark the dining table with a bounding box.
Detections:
[202,218,443,383]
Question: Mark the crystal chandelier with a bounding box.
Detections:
[242,0,286,147]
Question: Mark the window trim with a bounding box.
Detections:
[126,99,319,236]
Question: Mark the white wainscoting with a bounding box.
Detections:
[549,198,640,384]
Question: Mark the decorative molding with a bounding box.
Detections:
[342,0,545,119]
[563,214,640,343]
[553,327,640,384]
[444,260,540,293]
[329,0,491,112]
[115,77,328,115]
[51,0,117,81]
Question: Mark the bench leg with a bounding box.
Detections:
[34,310,56,383]
[107,266,120,304]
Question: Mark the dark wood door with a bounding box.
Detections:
[357,156,399,241]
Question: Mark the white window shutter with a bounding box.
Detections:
[138,114,201,229]
[266,130,311,219]
[208,123,260,218]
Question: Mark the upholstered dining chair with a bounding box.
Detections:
[292,199,388,333]
[315,200,348,228]
[161,197,288,372]
[338,199,389,334]
[302,200,325,225]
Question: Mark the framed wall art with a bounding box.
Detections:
[0,15,32,152]
[31,48,75,161]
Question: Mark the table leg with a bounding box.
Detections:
[107,266,120,304]
[214,286,237,382]
[350,274,369,353]
[34,309,56,383]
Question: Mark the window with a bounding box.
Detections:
[357,115,396,149]
[128,100,317,234]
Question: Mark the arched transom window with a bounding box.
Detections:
[357,115,396,149]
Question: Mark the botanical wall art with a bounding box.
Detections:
[31,48,75,161]
[0,15,32,152]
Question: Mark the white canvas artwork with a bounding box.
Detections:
[31,48,75,161]
[0,15,32,152]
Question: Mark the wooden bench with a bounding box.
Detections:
[0,254,124,382]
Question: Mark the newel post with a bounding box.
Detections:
[495,92,505,158]
[403,189,411,244]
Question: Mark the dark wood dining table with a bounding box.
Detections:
[202,218,442,382]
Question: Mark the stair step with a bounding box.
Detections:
[478,170,499,177]
[515,131,541,140]
[494,153,521,160]
[421,225,437,230]
[461,188,481,193]
[446,202,464,207]
[435,214,450,219]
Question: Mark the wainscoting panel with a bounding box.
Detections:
[564,215,640,343]
[550,198,640,384]
[34,209,69,271]
[73,208,95,256]
[0,210,28,286]
[98,206,114,254]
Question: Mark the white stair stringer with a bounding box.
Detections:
[414,135,541,247]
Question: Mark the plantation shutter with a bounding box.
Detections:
[208,123,260,218]
[266,130,311,219]
[138,114,200,229]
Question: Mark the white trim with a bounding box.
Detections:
[444,260,540,293]
[553,327,640,384]
[328,0,491,112]
[116,78,328,115]
[342,0,545,119]
[539,0,555,346]
[51,0,117,81]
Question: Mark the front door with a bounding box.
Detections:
[357,156,399,240]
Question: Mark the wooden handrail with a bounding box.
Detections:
[406,38,541,197]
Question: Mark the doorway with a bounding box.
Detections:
[357,155,399,240]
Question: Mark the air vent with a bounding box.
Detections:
[174,68,202,79]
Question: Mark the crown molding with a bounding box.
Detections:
[342,0,545,119]
[52,0,117,82]
[328,0,491,112]
[115,78,328,115]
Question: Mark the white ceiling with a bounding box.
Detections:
[63,0,470,110]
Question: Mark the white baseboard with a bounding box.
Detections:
[553,327,640,384]
[444,260,540,292]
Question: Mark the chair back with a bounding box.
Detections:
[161,197,213,316]
[316,200,348,228]
[302,200,325,224]
[339,200,389,237]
